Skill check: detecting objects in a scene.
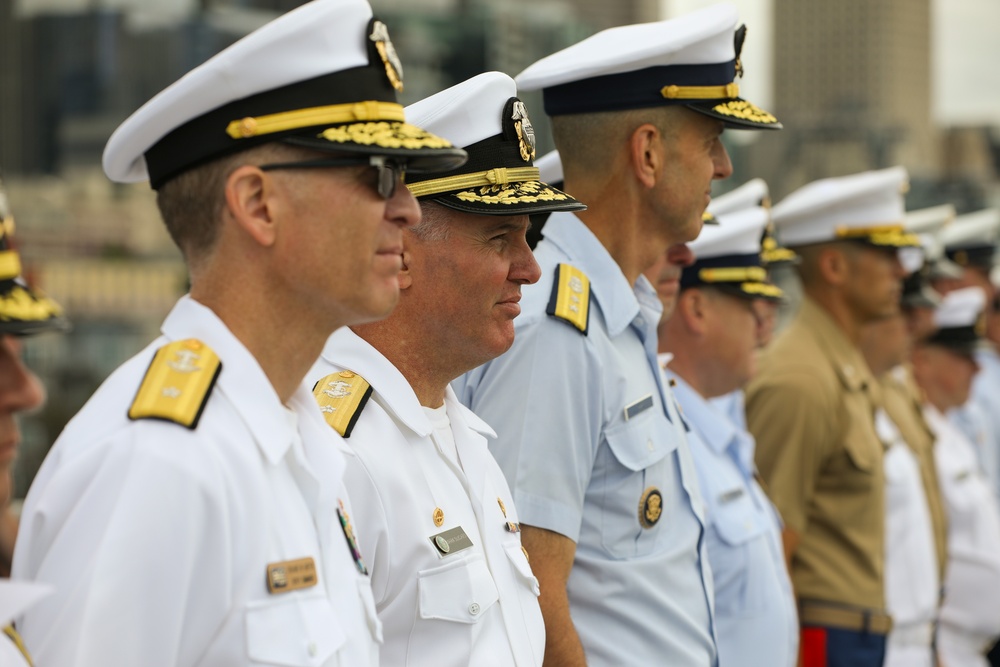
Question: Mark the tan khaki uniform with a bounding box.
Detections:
[880,366,948,582]
[746,297,886,610]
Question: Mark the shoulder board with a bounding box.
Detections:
[128,339,221,429]
[312,370,373,438]
[546,263,590,334]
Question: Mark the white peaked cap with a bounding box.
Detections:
[405,71,516,149]
[772,166,915,247]
[905,204,956,235]
[934,285,986,329]
[104,0,464,188]
[517,4,737,92]
[708,178,769,216]
[690,205,769,258]
[941,208,1000,249]
[514,3,779,129]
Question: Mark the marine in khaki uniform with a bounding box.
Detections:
[745,167,918,667]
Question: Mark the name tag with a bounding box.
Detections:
[718,488,745,504]
[430,526,474,556]
[624,394,654,421]
[266,557,317,594]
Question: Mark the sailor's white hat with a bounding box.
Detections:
[772,166,919,249]
[515,3,780,130]
[103,0,466,189]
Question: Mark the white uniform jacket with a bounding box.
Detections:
[12,296,381,667]
[926,405,1000,664]
[309,328,544,667]
[876,408,938,667]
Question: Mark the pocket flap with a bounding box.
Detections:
[504,542,540,596]
[418,553,499,624]
[246,594,344,666]
[604,411,674,472]
[713,501,768,546]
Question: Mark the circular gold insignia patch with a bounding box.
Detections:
[638,486,663,529]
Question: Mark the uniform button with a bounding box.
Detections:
[647,439,654,451]
[469,602,481,615]
[308,641,318,657]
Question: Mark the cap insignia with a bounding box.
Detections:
[511,100,536,162]
[369,20,403,93]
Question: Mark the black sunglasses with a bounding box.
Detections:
[259,155,406,200]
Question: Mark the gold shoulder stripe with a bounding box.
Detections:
[546,263,590,334]
[312,371,373,438]
[128,339,221,429]
[4,625,33,666]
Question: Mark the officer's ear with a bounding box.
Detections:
[628,123,662,189]
[816,246,851,287]
[397,248,413,290]
[223,165,278,248]
[680,289,710,335]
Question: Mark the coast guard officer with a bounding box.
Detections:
[309,72,584,667]
[745,167,919,667]
[658,207,798,667]
[456,4,780,665]
[11,2,465,665]
[910,287,1000,667]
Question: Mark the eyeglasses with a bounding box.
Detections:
[259,155,406,200]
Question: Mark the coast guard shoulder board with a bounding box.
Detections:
[312,370,373,438]
[128,339,221,429]
[546,263,590,334]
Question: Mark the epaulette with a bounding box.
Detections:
[128,339,221,429]
[546,263,590,334]
[312,370,373,438]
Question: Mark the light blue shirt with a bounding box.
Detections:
[669,370,798,667]
[455,212,717,667]
[950,348,1000,498]
[710,390,747,430]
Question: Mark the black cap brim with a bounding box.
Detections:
[688,99,783,130]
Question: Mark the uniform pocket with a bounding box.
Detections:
[599,412,673,558]
[417,553,500,624]
[710,493,771,615]
[357,578,383,643]
[245,594,344,666]
[504,541,540,596]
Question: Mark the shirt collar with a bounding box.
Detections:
[542,212,642,337]
[161,295,297,466]
[669,371,755,474]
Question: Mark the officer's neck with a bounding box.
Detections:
[802,285,866,345]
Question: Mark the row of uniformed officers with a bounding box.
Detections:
[1,0,997,666]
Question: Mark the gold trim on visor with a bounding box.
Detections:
[319,122,454,151]
[712,100,779,124]
[454,180,573,206]
[226,101,406,139]
[834,224,922,248]
[408,167,540,198]
[661,82,740,100]
[0,250,21,281]
[699,266,768,283]
[740,282,784,299]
